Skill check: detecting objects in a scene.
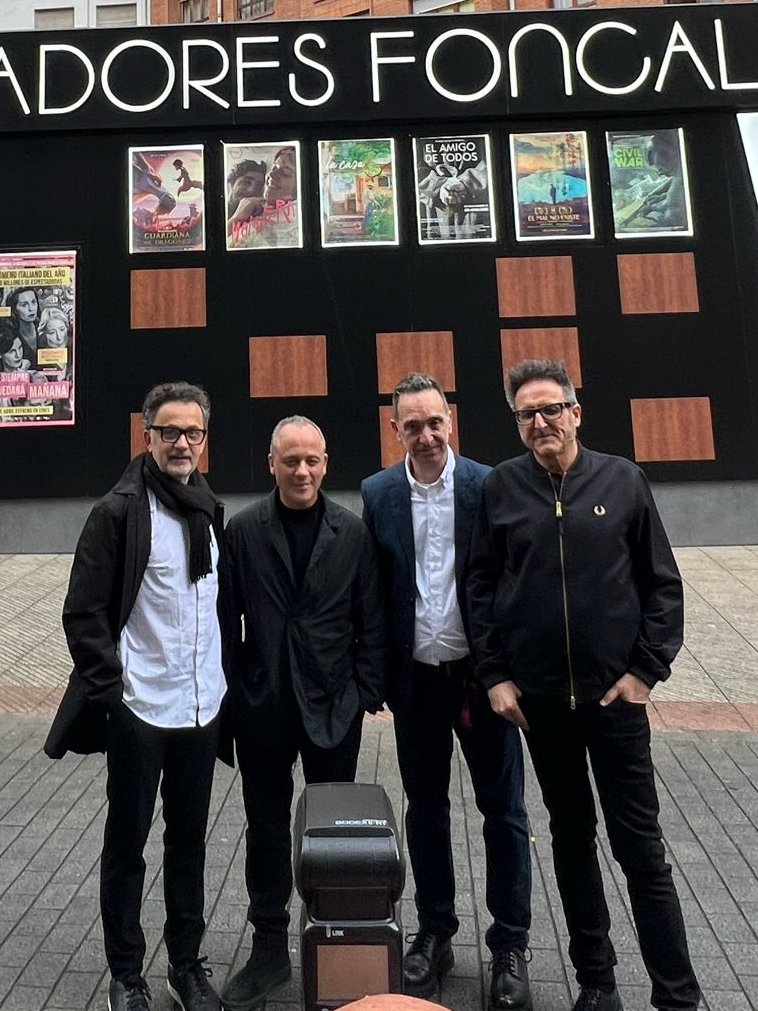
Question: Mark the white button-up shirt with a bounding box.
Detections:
[406,451,468,665]
[118,491,226,729]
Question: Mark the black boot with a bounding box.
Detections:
[220,935,291,1011]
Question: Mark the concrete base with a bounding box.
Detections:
[0,483,756,553]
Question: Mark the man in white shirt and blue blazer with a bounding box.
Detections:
[361,372,532,1011]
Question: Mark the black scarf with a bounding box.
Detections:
[143,453,217,583]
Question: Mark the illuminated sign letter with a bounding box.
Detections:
[182,39,230,110]
[236,36,281,108]
[289,34,335,107]
[508,24,572,98]
[101,40,176,112]
[370,31,415,104]
[575,23,651,96]
[425,28,501,103]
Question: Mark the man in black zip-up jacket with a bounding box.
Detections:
[467,360,700,1011]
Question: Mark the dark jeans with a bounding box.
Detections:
[520,694,701,1011]
[394,660,531,953]
[101,704,219,979]
[234,706,364,938]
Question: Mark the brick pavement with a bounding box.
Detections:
[0,550,757,1010]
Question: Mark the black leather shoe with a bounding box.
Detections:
[573,988,624,1011]
[108,976,152,1011]
[490,949,532,1010]
[220,940,291,1011]
[403,930,454,994]
[167,957,221,1010]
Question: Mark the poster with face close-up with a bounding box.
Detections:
[606,128,694,238]
[224,142,303,251]
[0,250,76,428]
[318,139,399,247]
[510,131,594,241]
[129,145,206,253]
[413,134,496,244]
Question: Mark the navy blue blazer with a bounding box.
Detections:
[361,453,490,717]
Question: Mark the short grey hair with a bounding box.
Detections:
[142,381,210,429]
[391,372,449,417]
[269,415,326,454]
[505,360,577,410]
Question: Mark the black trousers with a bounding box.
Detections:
[234,706,364,938]
[394,660,531,953]
[520,694,701,1011]
[101,704,219,980]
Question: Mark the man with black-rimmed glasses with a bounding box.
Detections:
[45,381,228,1011]
[467,359,700,1011]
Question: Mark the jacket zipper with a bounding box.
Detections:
[551,473,576,710]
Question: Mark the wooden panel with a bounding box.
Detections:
[500,327,582,389]
[630,397,715,462]
[249,335,328,398]
[496,256,576,318]
[379,404,459,469]
[375,332,455,394]
[618,253,699,314]
[130,268,207,329]
[130,412,209,472]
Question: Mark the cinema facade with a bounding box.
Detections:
[1,4,758,549]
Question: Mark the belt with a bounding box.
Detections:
[413,656,473,677]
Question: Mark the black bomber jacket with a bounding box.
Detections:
[466,446,683,703]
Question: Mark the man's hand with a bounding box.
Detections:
[487,680,529,731]
[600,672,651,708]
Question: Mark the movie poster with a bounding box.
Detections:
[224,142,303,251]
[510,131,594,241]
[129,145,205,253]
[607,129,693,238]
[0,250,76,428]
[318,139,399,247]
[413,134,495,244]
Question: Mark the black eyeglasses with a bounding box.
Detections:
[513,402,575,426]
[149,425,207,445]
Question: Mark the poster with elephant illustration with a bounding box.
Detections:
[510,131,594,241]
[413,134,496,244]
[318,138,399,247]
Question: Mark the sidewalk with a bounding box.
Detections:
[0,551,757,1011]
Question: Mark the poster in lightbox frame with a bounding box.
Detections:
[224,141,304,251]
[606,128,694,239]
[129,145,206,254]
[413,134,496,245]
[318,138,399,248]
[510,131,594,241]
[0,249,76,428]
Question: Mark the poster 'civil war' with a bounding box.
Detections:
[0,250,76,427]
[129,145,206,253]
[413,134,496,244]
[318,139,399,247]
[224,142,303,251]
[510,131,594,241]
[606,129,693,238]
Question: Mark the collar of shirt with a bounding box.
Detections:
[404,447,456,493]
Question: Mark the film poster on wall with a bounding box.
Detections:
[0,250,76,427]
[129,145,206,253]
[510,131,594,241]
[224,142,304,251]
[318,139,399,247]
[606,128,694,238]
[413,134,496,244]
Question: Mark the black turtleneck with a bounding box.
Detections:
[276,493,324,591]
